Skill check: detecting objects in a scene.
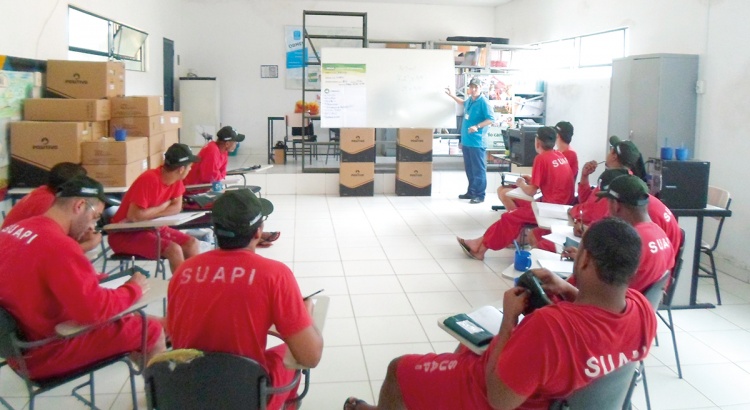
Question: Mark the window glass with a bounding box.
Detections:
[580,29,626,67]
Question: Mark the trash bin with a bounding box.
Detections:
[273,147,286,164]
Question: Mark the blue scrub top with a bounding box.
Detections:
[461,94,494,148]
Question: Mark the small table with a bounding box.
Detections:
[267,116,285,164]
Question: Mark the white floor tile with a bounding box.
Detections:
[297,276,349,296]
[356,315,429,345]
[322,317,362,347]
[407,291,471,315]
[350,293,415,317]
[681,363,750,406]
[303,381,374,410]
[347,276,404,294]
[313,346,369,383]
[398,274,458,293]
[361,343,434,381]
[447,272,508,291]
[292,260,345,277]
[389,259,445,275]
[342,260,395,276]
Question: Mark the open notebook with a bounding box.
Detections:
[440,306,503,354]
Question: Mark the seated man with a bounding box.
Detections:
[2,162,102,252]
[344,218,656,410]
[168,189,323,410]
[0,175,165,379]
[183,125,280,247]
[108,143,200,273]
[458,126,574,260]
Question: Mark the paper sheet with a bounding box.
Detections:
[535,202,572,220]
[538,259,574,278]
[467,306,503,335]
[507,187,535,202]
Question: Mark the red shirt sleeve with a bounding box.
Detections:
[271,265,313,338]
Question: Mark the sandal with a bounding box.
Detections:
[343,397,368,410]
[257,231,281,248]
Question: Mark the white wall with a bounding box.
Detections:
[495,0,750,279]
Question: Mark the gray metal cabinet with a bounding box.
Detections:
[607,54,698,160]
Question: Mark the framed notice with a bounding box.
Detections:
[261,65,278,78]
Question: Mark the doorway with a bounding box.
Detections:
[163,38,175,111]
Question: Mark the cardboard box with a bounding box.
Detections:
[84,160,148,187]
[161,111,182,131]
[397,128,433,162]
[88,121,109,139]
[110,114,163,136]
[46,60,125,99]
[23,98,111,121]
[163,129,179,148]
[339,162,374,197]
[340,128,376,162]
[273,147,286,165]
[110,96,164,117]
[81,137,149,165]
[148,132,166,155]
[9,121,90,187]
[396,162,432,196]
[148,151,164,169]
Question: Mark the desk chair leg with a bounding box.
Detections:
[701,250,722,305]
[641,363,652,410]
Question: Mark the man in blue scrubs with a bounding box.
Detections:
[446,78,495,203]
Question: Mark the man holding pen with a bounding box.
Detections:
[168,189,323,410]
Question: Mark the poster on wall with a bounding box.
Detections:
[284,25,362,90]
[0,56,45,200]
[320,64,367,128]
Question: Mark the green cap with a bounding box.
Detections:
[56,175,114,205]
[609,136,641,168]
[596,174,650,206]
[597,168,631,190]
[164,143,200,167]
[212,189,274,237]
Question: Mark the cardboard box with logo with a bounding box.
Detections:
[84,159,148,187]
[339,162,374,197]
[23,98,111,122]
[161,111,182,131]
[46,60,125,99]
[81,137,149,165]
[340,128,376,163]
[397,128,433,162]
[110,96,164,117]
[396,162,432,196]
[110,114,163,137]
[9,121,90,187]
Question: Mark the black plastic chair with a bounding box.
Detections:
[326,128,341,164]
[284,113,317,163]
[145,350,309,410]
[657,228,687,378]
[549,361,639,410]
[0,306,141,410]
[698,186,731,305]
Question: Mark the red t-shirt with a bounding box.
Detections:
[647,195,682,251]
[631,221,675,292]
[183,141,227,186]
[2,186,56,228]
[0,216,142,341]
[112,168,185,223]
[560,149,579,182]
[570,187,609,225]
[167,249,312,369]
[496,289,656,409]
[532,150,574,205]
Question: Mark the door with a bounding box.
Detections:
[163,38,175,111]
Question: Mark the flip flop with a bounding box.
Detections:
[457,237,480,261]
[257,231,281,248]
[343,397,368,410]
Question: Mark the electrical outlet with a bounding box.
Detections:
[695,80,705,94]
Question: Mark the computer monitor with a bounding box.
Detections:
[507,124,541,166]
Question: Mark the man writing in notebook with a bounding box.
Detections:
[108,143,200,273]
[344,218,656,410]
[457,126,574,260]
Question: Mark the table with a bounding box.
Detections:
[670,205,732,309]
[226,164,273,187]
[267,116,285,164]
[500,248,564,279]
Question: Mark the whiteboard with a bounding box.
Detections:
[320,48,457,129]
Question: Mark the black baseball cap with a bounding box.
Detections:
[164,143,200,167]
[596,174,650,206]
[56,175,116,205]
[555,121,574,140]
[609,136,641,168]
[216,126,246,143]
[536,126,557,145]
[597,168,631,190]
[212,189,274,238]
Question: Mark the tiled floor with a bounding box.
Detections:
[2,160,750,409]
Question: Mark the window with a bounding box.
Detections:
[68,6,148,72]
[579,29,626,67]
[520,28,628,70]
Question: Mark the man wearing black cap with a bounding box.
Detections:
[168,189,323,410]
[184,125,245,186]
[108,143,201,273]
[445,78,495,203]
[0,175,165,380]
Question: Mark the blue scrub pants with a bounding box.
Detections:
[462,145,487,200]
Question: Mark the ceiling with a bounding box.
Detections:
[292,0,513,6]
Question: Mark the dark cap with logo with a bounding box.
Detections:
[609,136,641,168]
[216,126,246,143]
[468,78,482,87]
[164,143,200,167]
[597,168,631,190]
[56,175,113,204]
[212,189,274,238]
[596,174,650,206]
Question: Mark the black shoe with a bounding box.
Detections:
[470,197,485,204]
[458,193,473,200]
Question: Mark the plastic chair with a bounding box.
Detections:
[549,361,639,410]
[698,186,731,305]
[145,350,310,410]
[0,306,141,410]
[284,113,317,163]
[657,228,687,378]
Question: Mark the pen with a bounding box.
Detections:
[303,289,324,301]
[597,160,605,165]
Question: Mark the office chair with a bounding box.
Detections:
[549,361,639,410]
[0,306,142,410]
[698,186,731,305]
[657,228,687,378]
[326,128,341,164]
[145,350,310,410]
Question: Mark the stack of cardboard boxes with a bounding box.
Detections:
[339,128,376,196]
[396,129,433,196]
[9,60,182,188]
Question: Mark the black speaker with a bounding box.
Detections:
[649,159,710,209]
